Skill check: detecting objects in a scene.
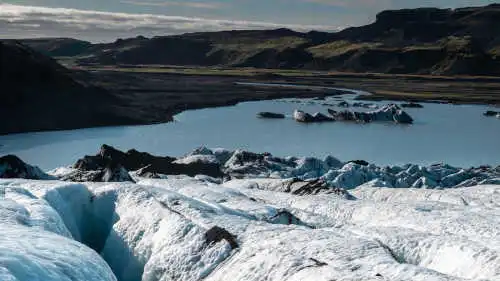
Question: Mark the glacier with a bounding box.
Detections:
[0,174,499,281]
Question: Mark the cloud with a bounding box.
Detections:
[0,4,338,42]
[303,0,391,9]
[120,0,223,9]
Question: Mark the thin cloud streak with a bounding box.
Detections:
[120,0,223,9]
[0,4,339,42]
[304,0,391,9]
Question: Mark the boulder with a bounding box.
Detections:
[205,226,238,249]
[257,112,285,119]
[0,155,53,180]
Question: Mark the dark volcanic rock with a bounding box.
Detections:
[0,155,53,180]
[61,170,104,182]
[271,178,355,199]
[349,160,370,166]
[63,161,135,183]
[75,145,176,172]
[205,226,238,249]
[72,145,223,179]
[257,112,286,119]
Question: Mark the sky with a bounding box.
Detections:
[0,0,497,42]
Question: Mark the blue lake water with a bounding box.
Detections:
[1,94,499,170]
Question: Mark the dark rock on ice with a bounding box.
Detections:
[0,155,53,180]
[205,226,238,249]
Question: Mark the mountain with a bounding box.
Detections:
[19,4,500,76]
[0,41,134,134]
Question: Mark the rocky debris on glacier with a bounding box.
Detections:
[268,178,355,199]
[214,148,499,189]
[61,163,135,183]
[2,176,499,281]
[0,154,54,180]
[6,145,500,190]
[257,112,286,119]
[69,144,223,181]
[205,226,239,249]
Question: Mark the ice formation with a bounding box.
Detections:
[1,147,499,281]
[0,175,499,281]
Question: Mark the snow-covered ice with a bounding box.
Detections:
[0,175,499,281]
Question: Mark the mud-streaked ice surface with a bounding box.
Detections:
[1,96,500,170]
[0,176,499,281]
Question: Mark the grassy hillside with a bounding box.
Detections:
[17,4,500,76]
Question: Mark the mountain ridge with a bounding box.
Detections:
[15,4,500,76]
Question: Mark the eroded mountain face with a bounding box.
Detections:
[20,4,500,75]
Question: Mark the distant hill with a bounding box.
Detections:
[18,4,500,76]
[0,41,133,134]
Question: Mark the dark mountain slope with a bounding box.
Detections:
[0,41,134,134]
[12,38,93,57]
[17,4,500,76]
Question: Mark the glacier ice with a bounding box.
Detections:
[0,181,116,281]
[0,175,499,281]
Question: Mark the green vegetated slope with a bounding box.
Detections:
[18,4,500,76]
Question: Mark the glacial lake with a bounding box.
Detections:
[1,92,500,170]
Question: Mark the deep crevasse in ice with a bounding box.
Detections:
[0,177,499,281]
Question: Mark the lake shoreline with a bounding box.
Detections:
[3,67,500,136]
